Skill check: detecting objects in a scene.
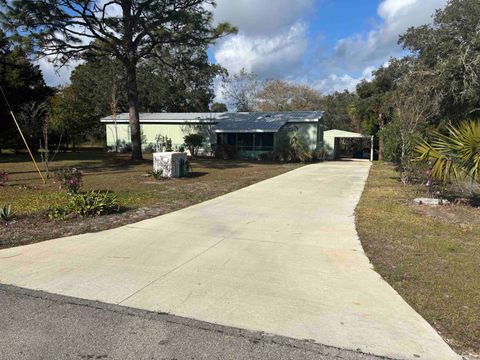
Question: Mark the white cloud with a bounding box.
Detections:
[37,58,76,87]
[214,22,308,78]
[314,66,376,94]
[332,0,447,71]
[214,0,313,36]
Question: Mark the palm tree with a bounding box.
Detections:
[416,121,480,184]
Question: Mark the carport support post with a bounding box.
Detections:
[370,135,374,162]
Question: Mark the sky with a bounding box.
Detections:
[40,0,448,97]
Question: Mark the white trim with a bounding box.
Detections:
[215,129,278,133]
[287,118,320,123]
[101,119,217,124]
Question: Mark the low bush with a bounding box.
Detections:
[310,148,325,162]
[184,133,204,157]
[54,168,83,194]
[155,134,173,152]
[121,142,132,153]
[258,152,275,161]
[214,144,236,160]
[69,191,120,217]
[0,171,8,186]
[0,204,14,222]
[273,132,322,163]
[47,191,121,220]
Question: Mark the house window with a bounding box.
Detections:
[237,133,254,150]
[217,133,236,145]
[254,133,274,151]
[217,132,274,151]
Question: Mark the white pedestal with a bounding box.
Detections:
[153,152,188,178]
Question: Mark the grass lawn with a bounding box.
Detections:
[0,151,302,248]
[356,162,480,356]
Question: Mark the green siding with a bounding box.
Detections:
[275,123,319,151]
[105,121,322,154]
[106,123,215,150]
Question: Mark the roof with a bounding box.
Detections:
[324,129,367,138]
[101,113,219,124]
[101,112,323,133]
[214,112,323,133]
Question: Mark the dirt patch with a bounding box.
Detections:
[411,203,480,228]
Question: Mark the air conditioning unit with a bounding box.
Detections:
[153,152,188,178]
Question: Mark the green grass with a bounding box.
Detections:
[356,162,480,355]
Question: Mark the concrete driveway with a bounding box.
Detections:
[0,162,459,360]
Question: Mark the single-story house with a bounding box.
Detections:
[324,129,374,160]
[101,111,325,158]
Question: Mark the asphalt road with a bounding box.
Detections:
[0,284,389,360]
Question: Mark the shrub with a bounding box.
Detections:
[417,120,480,185]
[143,143,156,153]
[121,142,132,153]
[214,144,236,159]
[0,204,14,222]
[47,191,121,220]
[0,171,8,187]
[69,191,120,217]
[258,152,275,161]
[46,206,71,220]
[155,134,173,152]
[184,133,204,157]
[54,168,83,194]
[379,120,402,163]
[310,148,325,162]
[273,132,315,163]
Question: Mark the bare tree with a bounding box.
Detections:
[221,69,263,111]
[393,66,439,183]
[257,80,323,112]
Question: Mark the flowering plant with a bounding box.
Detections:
[54,168,83,194]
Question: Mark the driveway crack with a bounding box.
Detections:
[117,237,226,305]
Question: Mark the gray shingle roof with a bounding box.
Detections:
[100,112,323,133]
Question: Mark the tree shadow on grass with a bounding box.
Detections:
[186,171,208,178]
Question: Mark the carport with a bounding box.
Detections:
[324,129,374,161]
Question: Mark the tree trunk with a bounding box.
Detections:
[125,63,143,160]
[121,1,142,161]
[377,113,385,161]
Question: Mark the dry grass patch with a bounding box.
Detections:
[356,162,480,356]
[0,151,302,248]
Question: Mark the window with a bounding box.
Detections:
[254,133,274,151]
[217,132,274,151]
[237,133,254,150]
[217,133,236,145]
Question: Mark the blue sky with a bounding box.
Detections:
[40,0,448,95]
[209,0,447,96]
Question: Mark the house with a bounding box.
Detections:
[101,111,325,158]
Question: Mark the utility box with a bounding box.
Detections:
[153,152,188,178]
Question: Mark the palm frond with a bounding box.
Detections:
[416,121,480,184]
